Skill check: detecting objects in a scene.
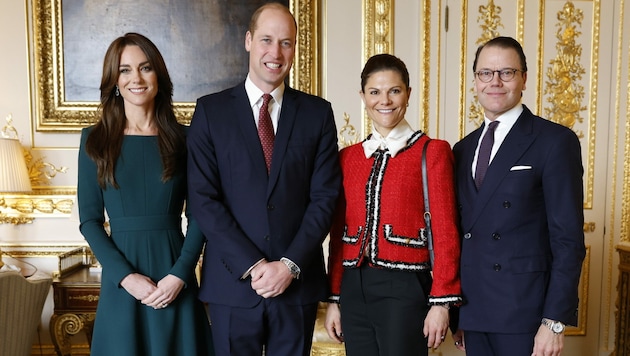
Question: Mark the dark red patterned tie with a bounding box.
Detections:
[258,94,274,173]
[475,120,499,189]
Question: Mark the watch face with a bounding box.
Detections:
[552,323,564,333]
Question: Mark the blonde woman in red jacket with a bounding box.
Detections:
[325,53,463,356]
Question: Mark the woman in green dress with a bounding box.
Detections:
[77,33,214,356]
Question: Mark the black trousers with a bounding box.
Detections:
[340,264,432,356]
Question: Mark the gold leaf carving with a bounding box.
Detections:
[468,0,505,127]
[543,2,586,137]
[338,113,359,149]
[477,0,504,45]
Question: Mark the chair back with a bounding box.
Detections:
[0,271,52,356]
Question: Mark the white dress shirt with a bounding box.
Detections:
[245,75,284,134]
[471,104,523,178]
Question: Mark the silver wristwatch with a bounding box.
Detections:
[280,257,300,279]
[541,318,565,334]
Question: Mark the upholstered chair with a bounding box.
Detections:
[0,270,52,356]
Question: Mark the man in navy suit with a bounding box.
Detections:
[452,36,585,356]
[187,3,341,355]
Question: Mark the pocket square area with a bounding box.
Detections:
[510,165,532,171]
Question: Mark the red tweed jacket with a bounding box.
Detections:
[328,132,462,305]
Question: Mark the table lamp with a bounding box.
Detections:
[0,117,32,267]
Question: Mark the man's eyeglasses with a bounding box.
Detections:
[474,69,525,83]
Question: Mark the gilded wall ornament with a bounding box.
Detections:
[468,0,505,127]
[338,112,359,149]
[543,1,586,137]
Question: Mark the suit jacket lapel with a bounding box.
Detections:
[230,84,269,180]
[460,128,483,204]
[267,87,299,192]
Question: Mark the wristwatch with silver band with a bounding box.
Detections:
[541,318,565,334]
[280,257,301,279]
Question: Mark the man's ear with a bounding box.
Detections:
[245,31,252,52]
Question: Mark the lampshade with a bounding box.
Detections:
[0,137,32,192]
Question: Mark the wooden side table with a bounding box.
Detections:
[50,266,101,356]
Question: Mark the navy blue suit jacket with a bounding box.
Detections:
[452,105,585,333]
[187,82,341,308]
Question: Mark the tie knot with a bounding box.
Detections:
[488,120,500,131]
[262,94,272,107]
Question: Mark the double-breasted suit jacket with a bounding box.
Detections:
[452,105,585,334]
[187,82,341,308]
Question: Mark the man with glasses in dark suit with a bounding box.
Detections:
[452,36,585,356]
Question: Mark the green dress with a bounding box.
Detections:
[77,127,214,356]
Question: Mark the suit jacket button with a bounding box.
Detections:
[492,233,501,240]
[493,263,501,271]
[464,233,472,239]
[503,201,511,208]
[264,235,270,241]
[267,204,275,210]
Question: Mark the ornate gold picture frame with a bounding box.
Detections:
[30,0,319,132]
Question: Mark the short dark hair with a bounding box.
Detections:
[360,53,410,92]
[473,36,528,73]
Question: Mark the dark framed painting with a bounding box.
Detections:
[30,0,319,131]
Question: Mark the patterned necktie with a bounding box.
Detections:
[475,120,500,189]
[257,94,274,173]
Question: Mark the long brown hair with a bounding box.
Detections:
[85,32,185,189]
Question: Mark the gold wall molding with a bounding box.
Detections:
[362,0,393,138]
[291,0,319,96]
[0,190,74,224]
[458,0,468,138]
[419,0,432,134]
[566,244,590,336]
[621,0,630,245]
[0,244,88,258]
